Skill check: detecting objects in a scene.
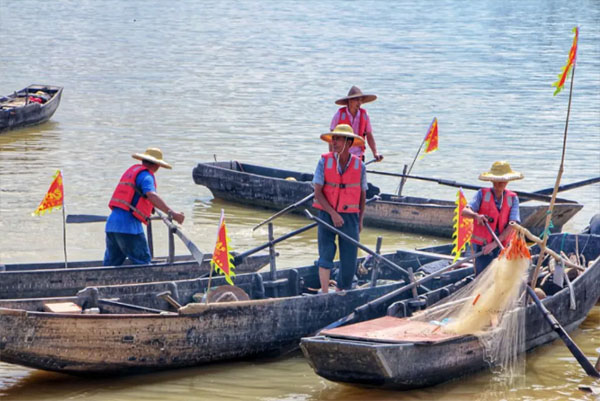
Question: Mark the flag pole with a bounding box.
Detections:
[205,209,224,303]
[62,202,68,268]
[397,118,436,194]
[531,42,577,287]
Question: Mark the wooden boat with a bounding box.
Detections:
[0,253,270,299]
[300,233,600,389]
[0,248,477,375]
[192,161,583,237]
[0,85,63,132]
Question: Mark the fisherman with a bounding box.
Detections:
[313,124,367,293]
[461,161,523,275]
[103,148,185,266]
[330,86,383,162]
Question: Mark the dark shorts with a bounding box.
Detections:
[317,210,359,290]
[103,231,151,266]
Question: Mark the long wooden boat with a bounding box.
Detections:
[192,161,582,237]
[0,84,63,132]
[0,247,477,375]
[0,253,270,299]
[300,233,600,389]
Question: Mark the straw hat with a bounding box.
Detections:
[320,124,365,147]
[335,86,377,106]
[132,148,172,169]
[479,161,523,182]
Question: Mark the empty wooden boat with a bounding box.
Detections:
[192,161,583,237]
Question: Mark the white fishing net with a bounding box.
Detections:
[410,233,531,383]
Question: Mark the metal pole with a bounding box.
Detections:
[369,236,383,288]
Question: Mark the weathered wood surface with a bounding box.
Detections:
[192,161,582,237]
[300,234,600,389]
[0,253,270,299]
[0,248,477,375]
[0,85,63,132]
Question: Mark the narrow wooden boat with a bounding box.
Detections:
[192,161,582,237]
[0,84,63,132]
[0,248,476,375]
[300,233,600,389]
[0,253,270,299]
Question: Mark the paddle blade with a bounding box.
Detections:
[66,214,108,223]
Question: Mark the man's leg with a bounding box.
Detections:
[120,233,152,265]
[103,232,127,266]
[317,211,337,293]
[336,213,359,290]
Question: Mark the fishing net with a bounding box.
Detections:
[410,232,531,382]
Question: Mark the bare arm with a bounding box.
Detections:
[365,132,383,161]
[359,190,366,232]
[146,191,185,224]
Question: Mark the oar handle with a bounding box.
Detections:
[237,196,380,264]
[321,251,483,330]
[304,209,411,278]
[252,158,379,232]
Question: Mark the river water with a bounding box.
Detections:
[0,0,599,400]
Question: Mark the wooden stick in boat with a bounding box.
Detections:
[252,158,378,231]
[509,222,583,271]
[366,170,575,204]
[304,210,422,281]
[483,220,600,378]
[321,251,483,330]
[235,196,380,264]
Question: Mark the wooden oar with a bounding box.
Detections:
[321,251,482,330]
[303,210,426,283]
[482,220,600,378]
[236,196,380,264]
[366,170,576,204]
[252,158,378,231]
[65,212,205,267]
[154,209,205,266]
[534,176,600,195]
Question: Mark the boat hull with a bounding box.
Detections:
[0,85,62,132]
[192,161,582,237]
[300,234,600,389]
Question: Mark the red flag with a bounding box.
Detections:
[32,170,64,216]
[552,26,579,96]
[423,117,438,155]
[210,209,236,285]
[451,188,473,263]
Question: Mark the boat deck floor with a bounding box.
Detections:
[320,316,465,345]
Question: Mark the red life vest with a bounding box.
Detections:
[471,188,517,246]
[108,164,156,225]
[313,152,362,213]
[337,107,368,152]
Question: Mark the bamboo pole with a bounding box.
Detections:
[530,62,577,286]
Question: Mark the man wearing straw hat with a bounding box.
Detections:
[330,86,383,162]
[462,161,523,274]
[103,148,185,266]
[313,124,368,293]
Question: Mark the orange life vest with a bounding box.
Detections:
[337,107,368,152]
[108,164,156,225]
[313,152,362,213]
[471,188,516,246]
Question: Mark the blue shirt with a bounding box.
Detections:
[312,153,368,191]
[468,189,520,223]
[105,170,156,234]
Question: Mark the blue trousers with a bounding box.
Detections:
[103,232,151,266]
[472,244,500,275]
[317,210,359,290]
